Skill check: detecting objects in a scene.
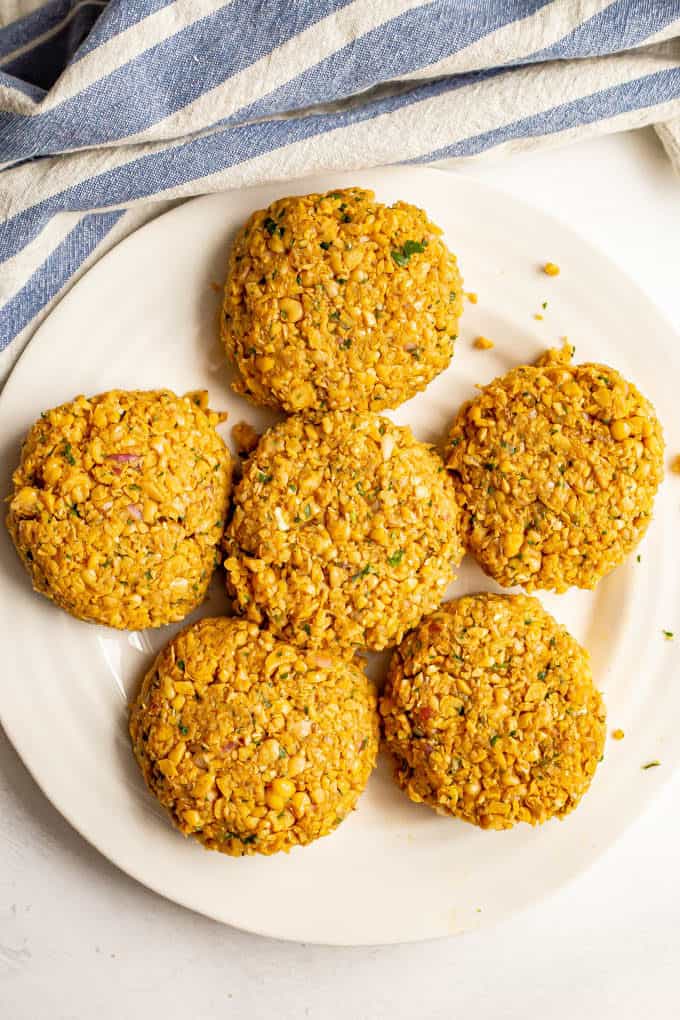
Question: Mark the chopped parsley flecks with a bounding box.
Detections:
[391,239,426,267]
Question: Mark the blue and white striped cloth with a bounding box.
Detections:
[1,0,679,380]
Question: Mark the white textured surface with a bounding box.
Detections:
[1,128,679,1015]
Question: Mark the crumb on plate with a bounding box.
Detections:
[231,421,260,457]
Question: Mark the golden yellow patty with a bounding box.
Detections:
[446,346,664,591]
[224,411,463,653]
[7,390,231,629]
[221,187,463,415]
[381,593,606,830]
[129,617,379,856]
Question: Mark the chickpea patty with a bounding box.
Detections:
[7,390,231,629]
[446,346,664,591]
[224,411,463,653]
[129,617,379,856]
[381,593,606,829]
[221,187,463,415]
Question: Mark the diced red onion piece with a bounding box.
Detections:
[108,453,141,463]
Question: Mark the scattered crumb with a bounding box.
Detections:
[473,336,494,350]
[642,760,661,770]
[232,421,260,457]
[533,313,544,321]
[670,454,680,475]
[543,261,560,276]
[210,281,222,294]
[662,629,674,640]
[612,728,625,741]
[466,291,478,304]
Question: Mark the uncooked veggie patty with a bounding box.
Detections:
[221,187,463,415]
[129,616,379,856]
[223,411,464,653]
[7,389,231,629]
[380,593,606,830]
[446,345,664,592]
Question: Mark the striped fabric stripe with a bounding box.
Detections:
[70,0,173,62]
[530,0,680,59]
[0,0,359,160]
[0,210,122,345]
[0,0,91,60]
[0,0,679,366]
[415,65,680,161]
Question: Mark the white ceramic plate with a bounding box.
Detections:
[1,167,679,946]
